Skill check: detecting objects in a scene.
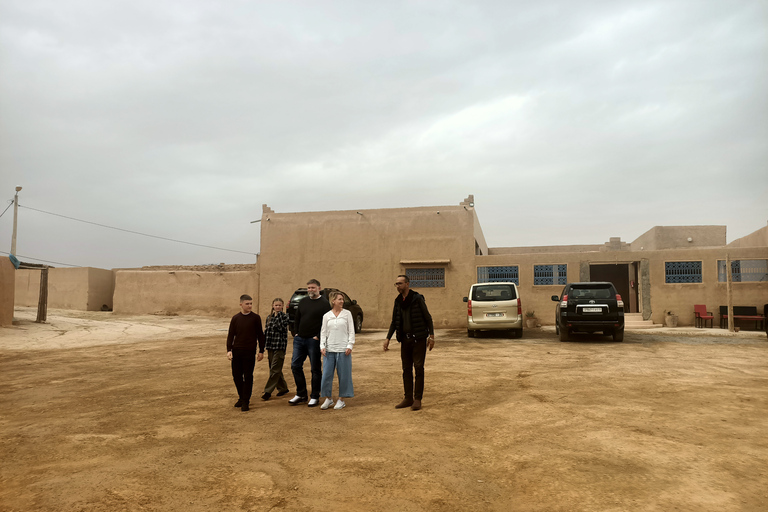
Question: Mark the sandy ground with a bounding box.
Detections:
[1,308,767,511]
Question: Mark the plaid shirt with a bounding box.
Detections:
[264,311,289,351]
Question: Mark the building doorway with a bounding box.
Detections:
[589,263,639,313]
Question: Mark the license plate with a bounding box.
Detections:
[486,313,504,317]
[583,307,602,313]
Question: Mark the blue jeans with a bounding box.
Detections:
[291,336,322,399]
[321,352,354,398]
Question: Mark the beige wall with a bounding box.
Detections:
[15,267,114,311]
[257,203,480,329]
[728,224,768,248]
[113,270,259,317]
[0,258,14,327]
[473,246,768,328]
[631,225,726,251]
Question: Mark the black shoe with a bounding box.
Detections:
[276,389,290,397]
[288,395,308,406]
[241,402,250,411]
[234,400,243,408]
[261,393,271,401]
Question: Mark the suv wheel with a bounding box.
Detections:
[612,328,624,342]
[354,315,363,334]
[467,329,476,338]
[559,327,570,342]
[512,329,522,339]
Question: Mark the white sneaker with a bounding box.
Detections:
[334,400,346,410]
[320,398,334,410]
[288,395,307,405]
[307,398,320,407]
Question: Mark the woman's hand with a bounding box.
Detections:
[345,348,352,356]
[321,348,326,356]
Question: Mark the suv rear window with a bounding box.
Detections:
[472,284,517,301]
[569,284,613,299]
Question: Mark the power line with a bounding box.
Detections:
[0,199,13,219]
[18,204,258,256]
[0,250,80,267]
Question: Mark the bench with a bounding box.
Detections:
[719,306,765,330]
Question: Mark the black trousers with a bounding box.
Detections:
[400,336,428,400]
[231,348,256,403]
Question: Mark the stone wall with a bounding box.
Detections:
[0,258,14,326]
[113,270,259,317]
[15,267,114,311]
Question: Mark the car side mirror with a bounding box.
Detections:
[551,295,560,301]
[463,297,468,302]
[352,300,357,305]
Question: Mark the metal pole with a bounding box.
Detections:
[11,186,21,256]
[726,253,734,332]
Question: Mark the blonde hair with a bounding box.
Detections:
[269,298,285,317]
[328,291,344,302]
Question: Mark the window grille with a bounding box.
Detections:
[665,261,702,283]
[477,266,519,285]
[533,264,567,285]
[717,259,768,282]
[406,268,445,288]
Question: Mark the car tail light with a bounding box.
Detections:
[616,294,624,308]
[561,294,568,308]
[467,299,472,317]
[517,299,522,318]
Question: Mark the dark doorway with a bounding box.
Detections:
[589,264,637,313]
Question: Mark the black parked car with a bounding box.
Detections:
[287,287,364,335]
[551,282,625,342]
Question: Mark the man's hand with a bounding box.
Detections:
[383,339,390,351]
[257,352,264,362]
[427,335,435,351]
[227,351,233,361]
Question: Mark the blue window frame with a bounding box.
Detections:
[406,268,445,288]
[477,266,519,285]
[665,261,702,283]
[717,259,768,282]
[534,264,567,285]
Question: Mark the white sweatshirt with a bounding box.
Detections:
[320,309,355,352]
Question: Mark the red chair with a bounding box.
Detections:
[694,304,714,328]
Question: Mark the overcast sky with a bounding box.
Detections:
[1,0,766,269]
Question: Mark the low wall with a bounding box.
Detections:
[14,267,114,311]
[0,258,14,326]
[113,270,260,317]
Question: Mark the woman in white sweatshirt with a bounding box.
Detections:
[319,290,355,410]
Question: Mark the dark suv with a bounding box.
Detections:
[551,282,625,342]
[287,288,364,335]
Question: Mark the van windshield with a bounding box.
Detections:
[472,285,517,301]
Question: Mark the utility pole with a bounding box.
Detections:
[11,186,21,256]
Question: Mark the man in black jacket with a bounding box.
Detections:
[289,279,331,407]
[226,294,265,412]
[384,274,435,411]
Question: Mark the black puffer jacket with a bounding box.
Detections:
[387,290,434,342]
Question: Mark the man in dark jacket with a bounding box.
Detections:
[289,279,331,407]
[384,274,435,411]
[226,294,265,412]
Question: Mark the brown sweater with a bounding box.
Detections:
[226,312,265,352]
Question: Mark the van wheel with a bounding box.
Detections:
[354,315,363,333]
[613,328,624,342]
[467,329,476,338]
[559,328,570,342]
[513,329,523,339]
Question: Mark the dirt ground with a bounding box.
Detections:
[1,308,767,512]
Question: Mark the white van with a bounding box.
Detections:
[462,282,523,338]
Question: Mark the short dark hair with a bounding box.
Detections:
[397,274,409,283]
[240,294,252,302]
[307,279,321,287]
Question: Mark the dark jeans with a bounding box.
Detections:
[264,349,289,394]
[401,336,428,400]
[291,336,322,399]
[231,348,256,403]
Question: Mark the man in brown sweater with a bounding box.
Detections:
[226,294,265,411]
